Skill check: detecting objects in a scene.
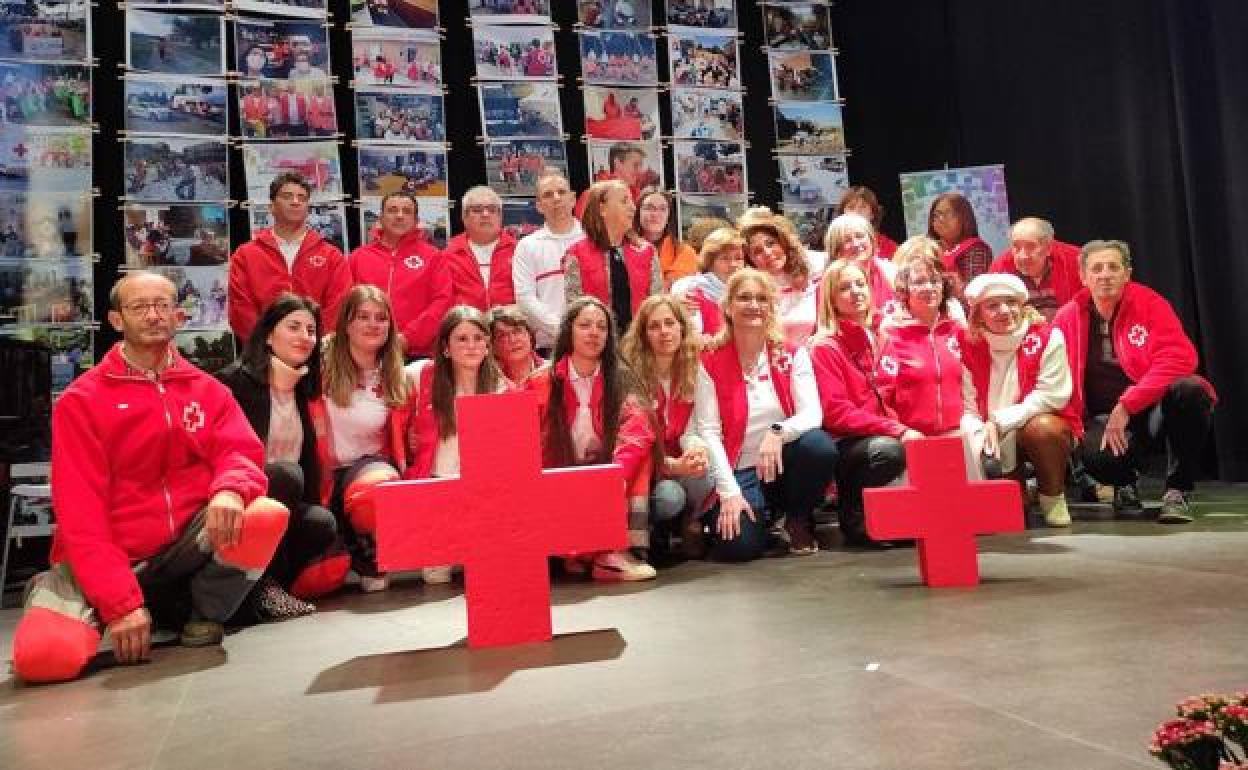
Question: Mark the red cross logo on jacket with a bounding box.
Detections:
[308,253,327,268]
[879,355,899,377]
[1128,324,1148,348]
[182,402,205,433]
[771,349,793,374]
[946,336,961,358]
[1022,332,1043,357]
[404,254,424,270]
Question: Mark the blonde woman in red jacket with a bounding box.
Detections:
[530,296,659,581]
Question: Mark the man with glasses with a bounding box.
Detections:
[511,170,582,353]
[445,185,517,310]
[228,172,351,340]
[10,271,289,683]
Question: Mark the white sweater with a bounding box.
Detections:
[512,222,583,349]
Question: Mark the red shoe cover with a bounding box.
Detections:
[343,468,395,534]
[290,552,350,599]
[217,497,290,570]
[12,607,101,684]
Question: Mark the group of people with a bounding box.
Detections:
[239,80,336,140]
[8,169,1217,685]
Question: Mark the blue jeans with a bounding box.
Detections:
[703,428,840,562]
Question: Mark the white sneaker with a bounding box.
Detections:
[359,574,390,593]
[1039,494,1072,527]
[421,566,452,584]
[591,550,656,582]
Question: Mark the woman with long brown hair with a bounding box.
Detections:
[634,187,697,289]
[927,191,993,296]
[736,206,820,346]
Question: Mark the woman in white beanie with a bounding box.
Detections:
[960,273,1079,526]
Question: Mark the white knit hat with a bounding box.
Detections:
[964,272,1028,306]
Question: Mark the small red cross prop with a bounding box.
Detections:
[864,436,1023,587]
[372,390,627,648]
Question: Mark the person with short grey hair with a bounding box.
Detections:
[445,184,517,310]
[988,216,1083,321]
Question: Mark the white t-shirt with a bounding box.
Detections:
[469,239,499,285]
[512,222,582,348]
[326,368,388,468]
[276,230,306,272]
[568,363,602,463]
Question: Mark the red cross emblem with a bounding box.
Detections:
[182,402,205,433]
[403,254,424,270]
[1021,332,1043,357]
[308,254,326,268]
[12,143,27,159]
[946,336,961,358]
[771,349,793,374]
[879,355,898,377]
[1128,324,1148,348]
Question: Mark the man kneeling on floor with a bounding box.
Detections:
[11,271,289,684]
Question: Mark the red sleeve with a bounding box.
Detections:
[1052,301,1086,422]
[50,391,144,624]
[321,247,352,328]
[612,396,656,483]
[811,343,905,438]
[1119,292,1199,414]
[403,247,453,356]
[228,246,259,342]
[204,383,269,506]
[488,242,517,307]
[873,336,899,413]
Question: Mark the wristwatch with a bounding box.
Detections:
[769,423,784,435]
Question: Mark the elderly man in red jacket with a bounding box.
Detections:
[1054,240,1217,523]
[990,217,1083,321]
[444,185,517,310]
[10,272,290,684]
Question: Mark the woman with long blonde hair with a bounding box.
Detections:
[823,212,897,315]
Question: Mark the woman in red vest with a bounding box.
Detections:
[404,305,510,582]
[960,274,1077,527]
[811,260,920,548]
[621,295,713,558]
[671,226,746,343]
[927,192,993,300]
[823,212,897,315]
[564,179,662,332]
[532,296,658,580]
[697,269,839,560]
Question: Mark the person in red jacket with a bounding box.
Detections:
[927,192,993,300]
[564,178,662,332]
[989,217,1083,321]
[1053,240,1217,522]
[444,185,517,311]
[530,296,659,581]
[823,212,898,315]
[229,172,351,341]
[11,272,290,684]
[575,141,648,218]
[348,192,452,359]
[811,258,918,548]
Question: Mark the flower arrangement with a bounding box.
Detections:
[1151,693,1248,770]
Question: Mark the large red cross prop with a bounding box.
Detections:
[864,436,1023,587]
[372,391,627,648]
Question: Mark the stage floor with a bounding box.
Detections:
[3,483,1247,770]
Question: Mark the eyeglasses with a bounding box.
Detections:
[734,293,769,306]
[909,277,943,288]
[122,300,175,316]
[466,204,501,216]
[931,210,956,222]
[639,203,668,213]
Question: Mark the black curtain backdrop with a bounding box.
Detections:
[88,0,1248,479]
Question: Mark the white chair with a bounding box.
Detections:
[2,463,52,599]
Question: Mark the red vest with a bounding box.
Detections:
[655,381,694,459]
[405,364,439,480]
[961,322,1082,435]
[701,340,797,467]
[564,238,654,317]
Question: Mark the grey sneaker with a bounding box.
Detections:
[1112,484,1144,516]
[180,620,224,648]
[1157,489,1194,524]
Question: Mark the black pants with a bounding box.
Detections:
[1080,377,1213,492]
[264,462,339,588]
[836,435,907,541]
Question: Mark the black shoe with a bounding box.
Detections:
[1112,484,1145,518]
[841,530,895,551]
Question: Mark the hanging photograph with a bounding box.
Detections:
[0,62,90,129]
[123,203,230,267]
[129,0,225,9]
[673,140,745,195]
[778,156,848,207]
[350,0,438,30]
[676,193,745,241]
[233,0,327,20]
[667,0,735,29]
[501,197,542,239]
[0,126,91,193]
[762,3,832,50]
[241,140,343,202]
[577,0,650,30]
[472,23,556,80]
[583,86,659,142]
[768,49,838,101]
[250,201,347,253]
[151,265,228,330]
[669,27,739,89]
[783,203,835,250]
[478,81,562,140]
[467,0,550,26]
[0,0,90,63]
[175,329,234,374]
[0,256,92,326]
[586,138,663,189]
[123,136,228,202]
[359,195,447,248]
[671,87,742,140]
[235,18,330,80]
[125,76,227,138]
[238,78,337,140]
[357,144,448,198]
[774,100,844,154]
[484,139,567,198]
[899,164,1011,255]
[579,30,658,87]
[0,192,91,258]
[350,29,441,91]
[126,10,225,77]
[6,326,94,392]
[354,90,445,142]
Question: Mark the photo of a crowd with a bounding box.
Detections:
[0,1,90,62]
[238,78,336,140]
[472,24,556,80]
[351,30,441,91]
[235,19,329,80]
[126,10,224,76]
[478,81,562,140]
[250,201,347,252]
[151,265,227,330]
[0,257,91,325]
[669,28,739,89]
[579,30,658,86]
[468,0,550,25]
[578,0,649,29]
[484,139,567,197]
[0,62,89,128]
[0,192,89,258]
[123,136,228,202]
[0,126,91,193]
[358,145,447,197]
[674,139,745,195]
[769,49,838,102]
[763,3,832,50]
[241,141,342,202]
[349,0,438,30]
[778,155,848,207]
[667,0,735,28]
[123,203,229,267]
[125,76,226,137]
[353,91,444,142]
[584,86,659,142]
[501,197,542,239]
[774,100,844,154]
[359,195,448,247]
[671,87,742,140]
